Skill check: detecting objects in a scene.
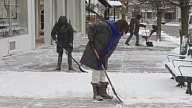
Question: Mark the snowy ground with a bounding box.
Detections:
[0,22,192,107]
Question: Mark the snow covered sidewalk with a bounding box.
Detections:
[0,71,192,107]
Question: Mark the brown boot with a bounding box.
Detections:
[91,82,103,101]
[100,82,113,99]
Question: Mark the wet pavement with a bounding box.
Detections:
[1,96,192,108]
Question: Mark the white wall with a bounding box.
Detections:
[44,0,53,44]
[0,0,35,57]
[81,0,86,36]
[0,0,86,57]
[57,0,66,20]
[67,0,75,28]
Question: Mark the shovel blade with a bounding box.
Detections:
[146,42,153,46]
[112,88,123,103]
[79,65,89,73]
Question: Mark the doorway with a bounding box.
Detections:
[35,0,44,46]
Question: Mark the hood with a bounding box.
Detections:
[58,16,68,25]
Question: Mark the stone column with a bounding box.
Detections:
[44,0,53,44]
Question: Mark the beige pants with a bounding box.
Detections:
[92,69,106,83]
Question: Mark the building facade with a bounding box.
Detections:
[0,0,86,57]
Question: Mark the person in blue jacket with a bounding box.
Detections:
[80,19,129,101]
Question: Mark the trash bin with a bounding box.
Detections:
[152,25,157,32]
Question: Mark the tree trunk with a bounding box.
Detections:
[180,5,189,56]
[122,14,125,20]
[156,11,162,41]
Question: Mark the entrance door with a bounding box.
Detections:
[35,0,44,39]
[35,0,44,47]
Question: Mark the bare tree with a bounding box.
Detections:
[166,0,192,56]
[139,0,171,41]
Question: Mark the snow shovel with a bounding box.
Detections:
[91,44,123,103]
[145,28,153,47]
[57,43,89,73]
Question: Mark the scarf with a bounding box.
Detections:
[97,20,123,70]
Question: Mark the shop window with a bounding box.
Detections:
[0,0,28,38]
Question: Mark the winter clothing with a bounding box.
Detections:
[125,15,146,45]
[68,55,75,71]
[81,19,128,101]
[92,70,106,83]
[91,82,112,100]
[126,32,140,45]
[51,16,74,71]
[55,56,62,70]
[100,82,113,99]
[80,20,122,70]
[91,82,103,101]
[97,57,105,65]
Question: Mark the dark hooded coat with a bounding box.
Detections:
[51,16,74,54]
[80,21,121,70]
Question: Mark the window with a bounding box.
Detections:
[0,0,28,38]
[189,15,192,24]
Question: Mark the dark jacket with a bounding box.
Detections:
[80,21,121,70]
[129,17,145,34]
[51,16,74,53]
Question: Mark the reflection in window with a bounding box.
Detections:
[189,16,192,24]
[0,0,28,38]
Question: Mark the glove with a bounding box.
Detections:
[70,43,73,48]
[89,41,94,48]
[97,57,105,65]
[143,25,146,28]
[55,39,60,45]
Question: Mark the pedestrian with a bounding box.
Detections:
[80,19,129,101]
[51,16,75,71]
[125,14,146,46]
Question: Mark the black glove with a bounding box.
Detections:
[143,25,146,28]
[69,43,73,49]
[97,57,105,65]
[89,41,94,48]
[55,39,60,45]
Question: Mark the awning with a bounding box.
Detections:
[98,0,112,8]
[108,1,122,7]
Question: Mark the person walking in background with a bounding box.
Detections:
[125,14,146,46]
[51,16,75,71]
[80,19,129,101]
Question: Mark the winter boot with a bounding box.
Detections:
[100,82,113,99]
[55,57,62,71]
[91,82,103,101]
[68,55,75,71]
[125,40,130,45]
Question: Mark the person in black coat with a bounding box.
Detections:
[125,15,146,46]
[51,16,75,71]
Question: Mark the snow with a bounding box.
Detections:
[0,71,192,106]
[0,22,192,107]
[0,71,192,105]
